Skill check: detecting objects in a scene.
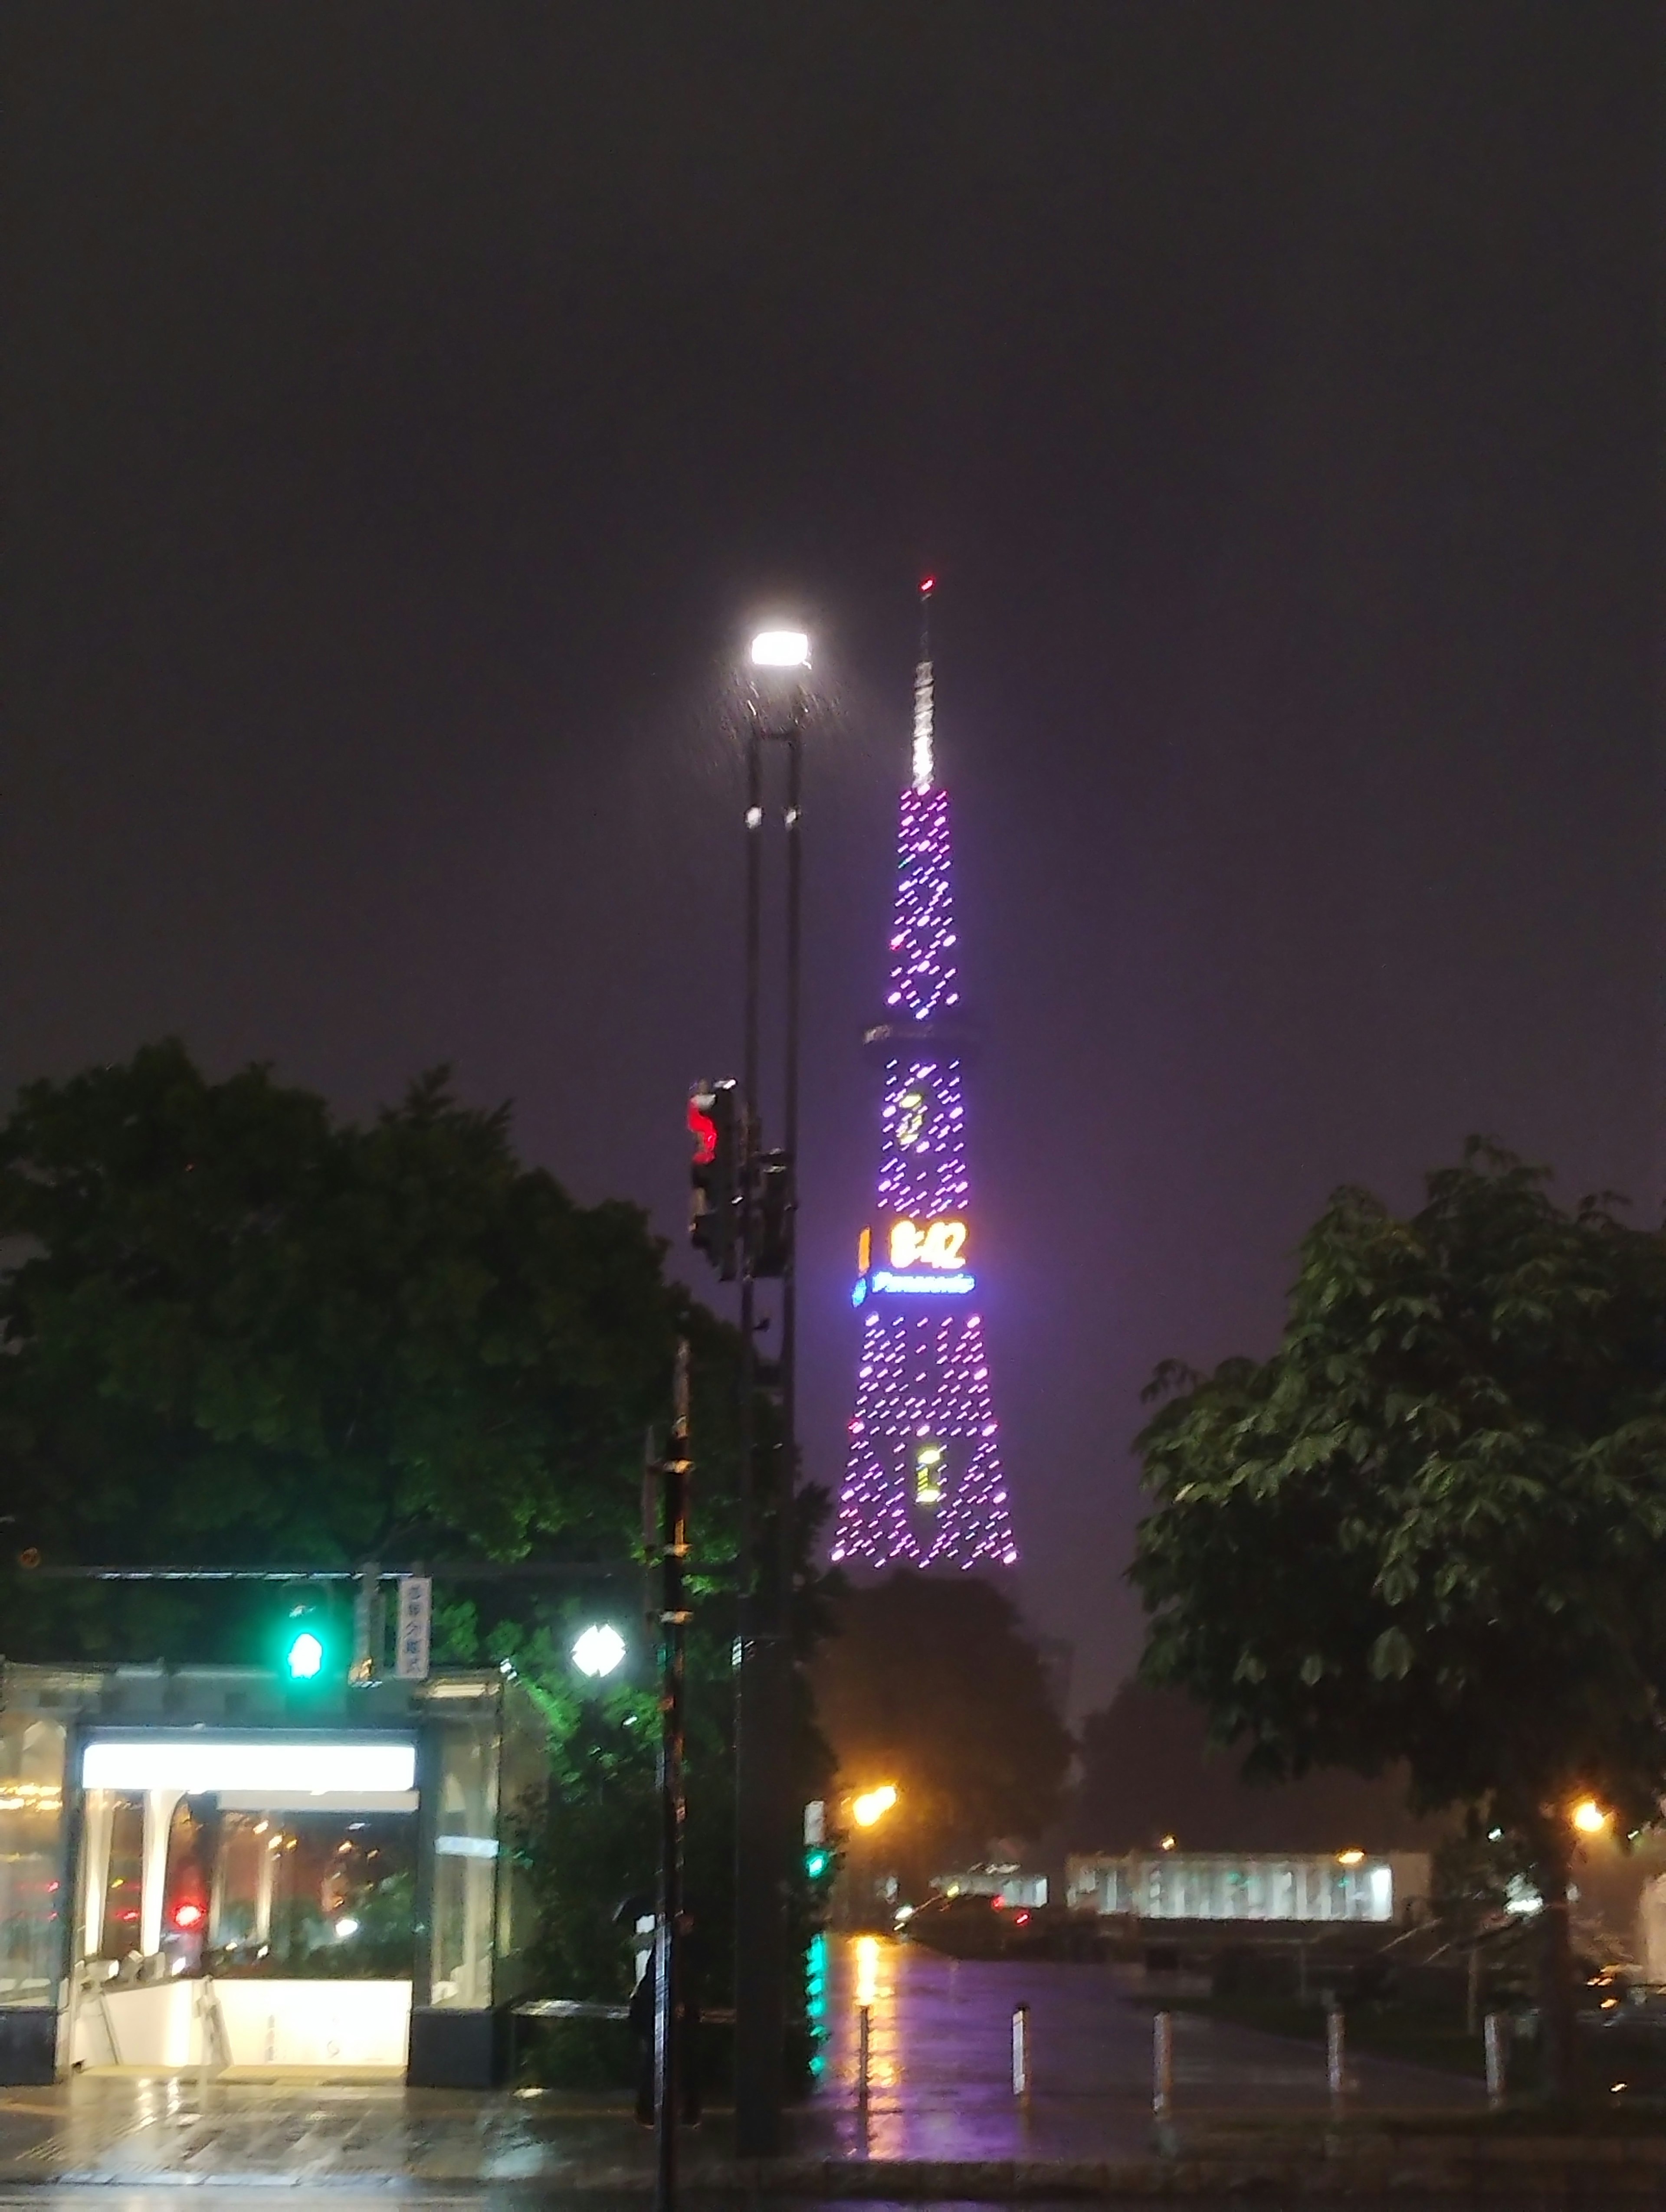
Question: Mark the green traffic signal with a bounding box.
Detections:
[279,1594,332,1684]
[805,1847,833,1882]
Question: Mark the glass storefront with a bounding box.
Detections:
[430,1724,497,2008]
[76,1793,417,1983]
[0,1712,66,2009]
[0,1663,546,2084]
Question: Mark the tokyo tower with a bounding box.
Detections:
[832,582,1018,1571]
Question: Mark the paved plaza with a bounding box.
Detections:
[0,1936,1490,2191]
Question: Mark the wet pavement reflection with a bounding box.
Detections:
[0,1934,1480,2191]
[816,1931,1479,2161]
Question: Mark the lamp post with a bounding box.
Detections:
[571,1623,627,1679]
[732,625,810,2157]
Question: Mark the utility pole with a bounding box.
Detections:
[685,628,811,2157]
[733,628,810,2155]
[654,1341,692,2212]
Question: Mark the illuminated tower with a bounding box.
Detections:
[833,582,1017,1571]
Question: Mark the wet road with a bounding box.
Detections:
[817,1933,1479,2162]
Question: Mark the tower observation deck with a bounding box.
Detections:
[832,583,1018,1571]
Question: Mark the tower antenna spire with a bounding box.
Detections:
[912,575,935,792]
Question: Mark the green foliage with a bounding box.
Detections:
[0,1042,835,2082]
[810,1569,1073,1883]
[1130,1139,1666,2094]
[0,1040,734,1652]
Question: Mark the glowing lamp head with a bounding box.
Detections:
[851,1783,899,1829]
[1572,1797,1610,1835]
[1336,1848,1366,1867]
[172,1901,204,1930]
[572,1623,627,1679]
[750,629,810,669]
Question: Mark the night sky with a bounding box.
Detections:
[5,4,1658,1712]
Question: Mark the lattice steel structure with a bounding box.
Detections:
[833,584,1017,1570]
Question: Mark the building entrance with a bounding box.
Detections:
[0,1663,542,2087]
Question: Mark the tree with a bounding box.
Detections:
[810,1569,1072,1889]
[0,1041,833,2078]
[1130,1141,1666,2101]
[0,1039,707,1619]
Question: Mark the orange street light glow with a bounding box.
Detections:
[1572,1798,1610,1835]
[852,1784,899,1828]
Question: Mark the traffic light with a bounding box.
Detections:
[279,1592,334,1685]
[752,1151,793,1279]
[804,1841,840,1898]
[688,1080,742,1280]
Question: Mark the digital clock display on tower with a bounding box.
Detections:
[851,1215,975,1304]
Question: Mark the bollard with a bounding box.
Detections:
[1326,2007,1346,2104]
[1011,2003,1030,2098]
[1483,2011,1508,2108]
[856,2002,872,2106]
[1152,2009,1173,2118]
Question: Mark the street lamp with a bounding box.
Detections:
[572,1623,627,1678]
[731,618,813,2159]
[1571,1797,1610,1836]
[748,629,811,740]
[851,1784,899,1829]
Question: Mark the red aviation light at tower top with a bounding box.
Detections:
[834,582,1017,1570]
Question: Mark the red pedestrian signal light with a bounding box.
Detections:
[688,1079,741,1280]
[687,1096,718,1168]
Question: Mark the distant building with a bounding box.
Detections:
[931,1863,1049,1909]
[1066,1848,1431,1926]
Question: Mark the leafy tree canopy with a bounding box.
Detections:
[0,1038,738,1656]
[1131,1140,1666,2091]
[810,1568,1073,1882]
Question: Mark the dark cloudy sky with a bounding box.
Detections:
[4,3,1659,1711]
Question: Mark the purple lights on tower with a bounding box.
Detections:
[884,789,961,1024]
[833,588,1018,1571]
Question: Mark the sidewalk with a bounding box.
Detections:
[4,1939,1658,2198]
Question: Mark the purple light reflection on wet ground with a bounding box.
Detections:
[816,1933,1480,2163]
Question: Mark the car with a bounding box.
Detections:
[902,1893,1108,1963]
[901,1892,1010,1958]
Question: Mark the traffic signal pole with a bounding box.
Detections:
[685,648,809,2157]
[732,701,785,2155]
[779,718,803,1670]
[653,1343,692,2212]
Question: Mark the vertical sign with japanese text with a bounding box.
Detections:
[395,1574,432,1680]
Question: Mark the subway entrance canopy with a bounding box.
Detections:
[0,1662,546,2088]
